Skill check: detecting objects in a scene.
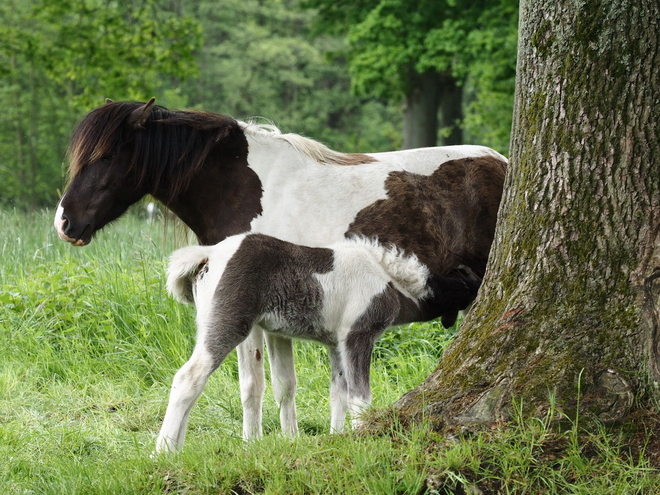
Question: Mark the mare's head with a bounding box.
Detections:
[55,98,242,246]
[54,99,157,245]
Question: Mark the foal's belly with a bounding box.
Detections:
[258,312,338,347]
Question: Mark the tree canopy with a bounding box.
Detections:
[0,0,517,208]
[307,0,518,148]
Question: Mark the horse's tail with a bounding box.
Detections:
[167,245,214,304]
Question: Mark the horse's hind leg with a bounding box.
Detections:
[265,333,298,437]
[340,336,375,429]
[328,345,349,433]
[156,347,218,453]
[237,326,266,439]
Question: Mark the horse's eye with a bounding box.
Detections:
[100,154,115,162]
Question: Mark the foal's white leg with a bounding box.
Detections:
[156,348,216,453]
[237,326,266,439]
[264,333,298,437]
[328,346,349,433]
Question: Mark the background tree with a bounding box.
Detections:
[306,0,518,149]
[396,0,660,426]
[179,0,401,152]
[0,0,201,208]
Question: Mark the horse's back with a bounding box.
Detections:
[365,145,506,176]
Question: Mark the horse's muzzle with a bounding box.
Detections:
[54,204,89,246]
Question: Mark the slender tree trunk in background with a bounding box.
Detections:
[397,0,660,425]
[438,75,463,146]
[402,71,464,149]
[402,71,440,149]
[401,72,440,149]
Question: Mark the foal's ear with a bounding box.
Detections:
[127,97,156,129]
[105,98,114,104]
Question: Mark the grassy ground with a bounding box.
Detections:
[1,209,658,494]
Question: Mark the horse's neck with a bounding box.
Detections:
[161,146,263,245]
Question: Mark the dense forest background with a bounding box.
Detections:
[0,0,518,209]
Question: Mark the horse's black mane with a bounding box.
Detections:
[68,101,245,202]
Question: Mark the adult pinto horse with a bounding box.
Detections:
[54,98,507,442]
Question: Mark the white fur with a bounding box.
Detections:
[157,234,430,452]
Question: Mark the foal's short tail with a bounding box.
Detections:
[167,245,213,304]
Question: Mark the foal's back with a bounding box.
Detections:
[194,234,429,344]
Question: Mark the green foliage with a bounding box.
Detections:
[308,0,518,152]
[0,0,201,208]
[180,0,401,152]
[35,0,202,109]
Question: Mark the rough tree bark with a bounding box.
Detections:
[397,0,660,426]
[402,71,463,149]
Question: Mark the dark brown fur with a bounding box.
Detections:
[347,156,507,280]
[205,235,335,365]
[61,101,262,245]
[68,102,246,203]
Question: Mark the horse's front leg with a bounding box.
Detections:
[237,325,266,439]
[265,333,298,437]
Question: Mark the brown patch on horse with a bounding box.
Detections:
[346,155,507,279]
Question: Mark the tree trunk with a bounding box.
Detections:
[402,71,440,149]
[438,75,463,146]
[402,72,464,149]
[397,0,660,426]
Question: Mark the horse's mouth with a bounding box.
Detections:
[73,224,94,246]
[56,223,93,246]
[59,234,90,246]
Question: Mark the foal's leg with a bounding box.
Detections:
[157,318,253,453]
[340,336,376,428]
[156,338,240,452]
[328,345,349,433]
[265,333,298,437]
[236,326,266,439]
[156,346,220,453]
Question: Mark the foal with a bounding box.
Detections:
[156,233,479,453]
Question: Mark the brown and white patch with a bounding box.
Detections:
[346,155,507,280]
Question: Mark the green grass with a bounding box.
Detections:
[1,208,658,494]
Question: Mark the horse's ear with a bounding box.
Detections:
[127,97,156,128]
[105,98,114,104]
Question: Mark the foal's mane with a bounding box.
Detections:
[68,101,243,202]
